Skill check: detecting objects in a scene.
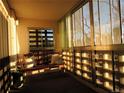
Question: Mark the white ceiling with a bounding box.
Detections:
[7,0,80,21]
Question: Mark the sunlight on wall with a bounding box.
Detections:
[0,0,20,56]
[8,17,20,55]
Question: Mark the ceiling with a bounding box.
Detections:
[7,0,80,21]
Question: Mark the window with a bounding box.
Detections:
[72,14,76,46]
[111,0,121,44]
[75,8,83,46]
[83,2,91,46]
[93,0,121,45]
[29,28,54,51]
[72,2,91,47]
[72,8,83,47]
[93,0,101,45]
[72,0,123,47]
[99,0,112,45]
[120,0,124,43]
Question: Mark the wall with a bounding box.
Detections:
[58,19,66,49]
[17,18,60,54]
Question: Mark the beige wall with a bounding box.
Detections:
[17,18,60,54]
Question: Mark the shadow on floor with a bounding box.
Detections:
[10,71,97,93]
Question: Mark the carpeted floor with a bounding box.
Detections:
[10,71,97,93]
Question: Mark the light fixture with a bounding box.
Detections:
[82,53,87,57]
[104,54,111,60]
[16,20,19,26]
[76,70,81,76]
[62,52,66,55]
[32,70,39,75]
[39,69,45,73]
[76,64,81,69]
[76,53,80,57]
[119,55,124,62]
[83,60,87,64]
[27,64,34,68]
[104,63,109,69]
[120,78,124,85]
[120,66,124,73]
[76,58,80,63]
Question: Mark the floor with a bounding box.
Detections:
[10,71,97,93]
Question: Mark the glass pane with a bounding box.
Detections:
[111,0,121,44]
[38,29,42,33]
[47,33,53,36]
[75,8,83,46]
[47,38,53,41]
[29,29,35,32]
[66,15,72,48]
[74,11,79,46]
[41,30,45,32]
[72,8,83,47]
[47,29,53,33]
[99,0,112,45]
[79,8,84,46]
[120,0,124,43]
[72,14,76,46]
[93,0,101,45]
[83,2,90,46]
